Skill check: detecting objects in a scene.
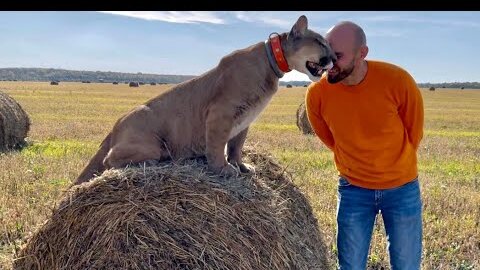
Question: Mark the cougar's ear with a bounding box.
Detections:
[289,15,308,39]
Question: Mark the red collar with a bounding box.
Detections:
[268,33,291,73]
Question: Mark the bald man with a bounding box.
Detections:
[306,21,424,269]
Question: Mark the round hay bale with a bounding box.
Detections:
[14,148,329,270]
[296,102,314,135]
[0,91,30,152]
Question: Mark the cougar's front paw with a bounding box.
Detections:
[141,159,160,167]
[237,162,255,174]
[227,159,255,174]
[209,163,239,177]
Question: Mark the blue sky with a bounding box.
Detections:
[0,11,479,83]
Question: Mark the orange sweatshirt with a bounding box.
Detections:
[306,60,424,189]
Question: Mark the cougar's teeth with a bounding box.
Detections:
[306,61,322,77]
[323,62,334,70]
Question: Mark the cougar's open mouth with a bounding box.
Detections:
[306,61,333,77]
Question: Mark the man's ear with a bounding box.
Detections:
[288,15,308,39]
[360,45,369,59]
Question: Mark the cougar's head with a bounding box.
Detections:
[283,15,336,82]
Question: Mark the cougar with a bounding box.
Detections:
[73,15,335,185]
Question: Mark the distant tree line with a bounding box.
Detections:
[0,68,478,89]
[0,68,195,84]
[417,82,480,89]
[279,81,311,87]
[279,81,480,89]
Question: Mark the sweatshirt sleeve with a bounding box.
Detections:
[398,72,424,150]
[305,85,335,151]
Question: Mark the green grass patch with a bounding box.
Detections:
[21,140,98,158]
[252,123,298,132]
[420,159,480,180]
[425,130,480,137]
[273,149,334,169]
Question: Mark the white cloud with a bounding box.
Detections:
[232,12,338,34]
[233,12,296,29]
[98,11,347,32]
[98,11,226,24]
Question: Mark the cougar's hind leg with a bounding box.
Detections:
[103,142,165,169]
[73,133,112,185]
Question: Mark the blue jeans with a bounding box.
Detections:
[336,177,422,270]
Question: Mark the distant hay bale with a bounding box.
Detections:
[0,91,30,152]
[429,87,435,91]
[129,82,139,87]
[14,148,329,270]
[50,81,59,85]
[296,102,314,135]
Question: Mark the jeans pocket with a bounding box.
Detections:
[338,177,351,187]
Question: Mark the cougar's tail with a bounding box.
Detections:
[73,132,112,185]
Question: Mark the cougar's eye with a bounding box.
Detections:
[319,57,329,67]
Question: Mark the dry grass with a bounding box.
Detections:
[0,81,479,269]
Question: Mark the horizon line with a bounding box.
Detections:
[0,66,477,84]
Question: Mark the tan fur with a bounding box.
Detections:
[73,15,335,185]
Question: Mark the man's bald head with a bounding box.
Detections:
[324,21,369,85]
[326,21,366,51]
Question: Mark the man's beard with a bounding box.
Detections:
[327,60,355,84]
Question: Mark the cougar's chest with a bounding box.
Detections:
[228,95,273,139]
